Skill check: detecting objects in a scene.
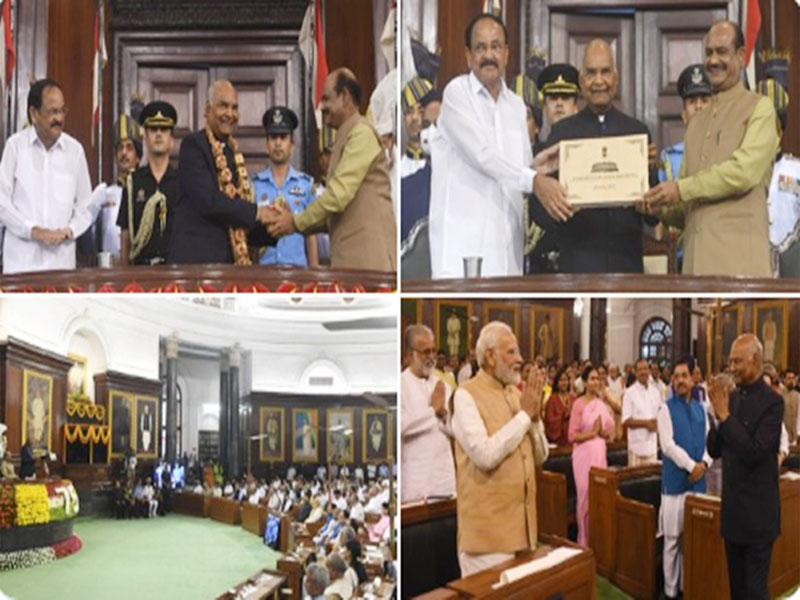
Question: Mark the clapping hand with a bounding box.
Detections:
[520,366,546,421]
[430,380,447,419]
[592,416,603,438]
[708,375,731,422]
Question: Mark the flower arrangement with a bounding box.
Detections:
[0,483,15,529]
[14,484,50,527]
[0,546,55,571]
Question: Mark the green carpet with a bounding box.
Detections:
[0,514,281,600]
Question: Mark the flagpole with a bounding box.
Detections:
[305,0,312,173]
[97,0,104,185]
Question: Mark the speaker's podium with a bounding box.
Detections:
[0,264,396,293]
[438,534,596,600]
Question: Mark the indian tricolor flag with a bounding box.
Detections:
[0,0,14,93]
[91,1,107,146]
[742,0,761,88]
[299,0,328,129]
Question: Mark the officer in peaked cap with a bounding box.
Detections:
[138,100,177,130]
[117,100,178,266]
[537,63,580,127]
[253,106,316,267]
[510,73,543,150]
[658,64,712,183]
[262,106,299,135]
[401,76,434,179]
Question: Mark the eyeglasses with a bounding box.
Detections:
[39,107,69,118]
[412,347,436,357]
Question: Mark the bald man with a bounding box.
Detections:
[530,39,659,273]
[265,68,397,271]
[647,22,779,277]
[707,334,784,600]
[170,80,276,265]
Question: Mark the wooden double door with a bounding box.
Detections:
[538,2,727,149]
[114,30,305,175]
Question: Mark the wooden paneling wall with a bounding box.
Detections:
[245,392,397,481]
[697,299,800,375]
[324,0,377,116]
[47,0,114,186]
[403,298,577,364]
[759,0,800,156]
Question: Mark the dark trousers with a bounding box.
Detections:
[724,539,774,600]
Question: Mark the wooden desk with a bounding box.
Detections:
[241,503,267,537]
[279,513,295,553]
[208,496,242,525]
[276,546,313,600]
[536,468,567,538]
[588,463,661,579]
[174,492,207,518]
[445,535,595,600]
[402,273,800,294]
[684,476,800,599]
[0,264,395,293]
[214,568,286,600]
[411,589,459,600]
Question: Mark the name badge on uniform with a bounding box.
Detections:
[288,185,304,196]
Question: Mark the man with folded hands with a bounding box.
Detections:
[451,321,549,576]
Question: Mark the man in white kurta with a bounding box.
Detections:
[622,358,662,466]
[0,79,92,274]
[657,358,713,599]
[401,324,456,502]
[428,14,566,279]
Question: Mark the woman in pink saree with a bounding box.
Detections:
[569,365,615,547]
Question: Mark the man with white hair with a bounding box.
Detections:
[401,324,456,503]
[451,321,549,576]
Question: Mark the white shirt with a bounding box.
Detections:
[348,501,365,523]
[429,72,536,278]
[457,363,473,385]
[767,155,800,247]
[400,368,456,503]
[88,182,122,256]
[656,398,712,475]
[451,384,549,473]
[622,381,662,457]
[400,152,427,179]
[649,375,668,401]
[325,576,354,600]
[608,376,625,398]
[0,128,92,274]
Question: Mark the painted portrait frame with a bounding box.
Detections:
[483,301,521,340]
[530,305,564,364]
[291,408,319,463]
[434,300,473,360]
[362,409,391,464]
[259,407,285,462]
[326,409,354,464]
[109,389,136,458]
[22,369,53,457]
[752,300,789,371]
[134,395,159,459]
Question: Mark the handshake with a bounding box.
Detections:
[256,203,295,238]
[31,226,73,246]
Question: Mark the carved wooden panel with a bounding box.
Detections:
[110,0,307,29]
[639,9,726,150]
[114,31,305,176]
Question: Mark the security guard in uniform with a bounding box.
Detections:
[537,63,580,130]
[658,64,712,182]
[117,101,178,265]
[252,106,317,267]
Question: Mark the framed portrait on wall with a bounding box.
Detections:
[483,302,520,339]
[109,390,135,458]
[363,409,391,463]
[134,396,158,458]
[706,303,744,373]
[22,369,53,456]
[753,300,789,370]
[292,408,318,463]
[530,306,564,364]
[434,300,473,360]
[326,409,354,463]
[259,407,284,462]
